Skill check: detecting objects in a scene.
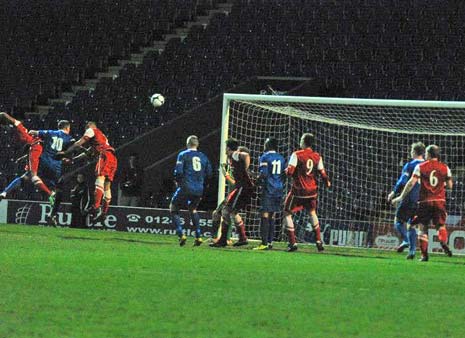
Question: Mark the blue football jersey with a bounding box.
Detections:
[38,130,74,159]
[174,149,212,196]
[259,151,286,197]
[393,158,424,205]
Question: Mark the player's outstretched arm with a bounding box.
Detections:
[392,176,418,205]
[56,137,87,159]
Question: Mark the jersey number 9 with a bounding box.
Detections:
[306,159,314,176]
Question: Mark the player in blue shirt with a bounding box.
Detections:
[387,142,425,258]
[254,138,286,250]
[29,120,74,224]
[171,135,212,246]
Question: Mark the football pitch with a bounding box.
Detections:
[1,224,465,338]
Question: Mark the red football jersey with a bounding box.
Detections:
[286,148,325,197]
[83,127,115,153]
[413,159,452,202]
[229,151,253,188]
[15,122,40,145]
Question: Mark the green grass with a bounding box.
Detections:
[1,224,465,338]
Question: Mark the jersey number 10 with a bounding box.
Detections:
[51,137,64,151]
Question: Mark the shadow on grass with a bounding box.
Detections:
[59,235,173,246]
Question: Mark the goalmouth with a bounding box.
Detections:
[220,93,465,254]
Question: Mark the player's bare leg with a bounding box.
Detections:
[310,210,324,252]
[0,112,16,125]
[232,210,248,246]
[437,224,452,257]
[283,211,297,252]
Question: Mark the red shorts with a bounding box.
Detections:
[225,186,253,211]
[25,144,43,173]
[411,200,447,227]
[16,123,35,145]
[284,191,317,213]
[96,151,117,181]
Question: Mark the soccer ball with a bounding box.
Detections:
[150,93,165,108]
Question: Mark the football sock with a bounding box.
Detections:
[212,215,221,239]
[235,220,247,241]
[419,234,428,256]
[31,176,52,196]
[3,176,22,194]
[437,226,448,243]
[172,213,183,237]
[407,228,417,255]
[102,199,111,215]
[94,186,104,209]
[313,222,321,242]
[218,221,229,243]
[260,217,269,245]
[226,221,233,240]
[191,211,201,238]
[288,230,296,246]
[52,190,63,215]
[267,217,275,244]
[394,220,408,243]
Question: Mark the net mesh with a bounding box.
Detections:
[225,97,465,249]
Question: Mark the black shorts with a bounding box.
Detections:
[225,186,253,211]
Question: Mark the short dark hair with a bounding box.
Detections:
[426,144,440,159]
[264,137,278,151]
[301,133,315,148]
[238,146,250,153]
[58,120,70,130]
[226,138,239,151]
[86,121,97,128]
[411,142,425,156]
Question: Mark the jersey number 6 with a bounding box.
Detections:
[192,156,202,172]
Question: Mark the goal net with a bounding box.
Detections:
[219,94,465,252]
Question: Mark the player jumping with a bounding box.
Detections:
[284,133,330,252]
[254,138,286,250]
[57,121,117,223]
[210,138,254,247]
[171,135,212,246]
[387,142,425,255]
[0,113,53,201]
[28,120,74,224]
[392,145,453,261]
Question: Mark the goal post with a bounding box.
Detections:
[220,93,465,253]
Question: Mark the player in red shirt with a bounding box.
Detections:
[210,138,254,247]
[0,112,53,200]
[284,133,330,252]
[59,121,117,222]
[392,145,453,261]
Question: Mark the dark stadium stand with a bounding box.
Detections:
[1,0,464,206]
